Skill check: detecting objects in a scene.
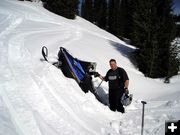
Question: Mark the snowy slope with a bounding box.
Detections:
[0,0,180,135]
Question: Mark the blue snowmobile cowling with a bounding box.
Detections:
[58,47,96,93]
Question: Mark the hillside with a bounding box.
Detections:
[0,0,180,135]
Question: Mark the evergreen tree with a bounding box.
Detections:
[108,0,121,36]
[107,0,133,39]
[174,14,180,37]
[81,0,94,23]
[176,24,180,37]
[166,39,180,82]
[132,0,178,79]
[156,0,177,78]
[132,0,159,77]
[94,0,107,29]
[42,0,79,19]
[118,0,133,39]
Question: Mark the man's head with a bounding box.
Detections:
[109,59,117,70]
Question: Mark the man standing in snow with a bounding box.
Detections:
[96,59,129,113]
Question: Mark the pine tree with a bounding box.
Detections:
[176,24,180,37]
[166,39,180,82]
[118,0,131,38]
[94,0,107,29]
[108,0,121,36]
[156,0,177,78]
[42,0,79,19]
[132,0,160,77]
[107,0,133,39]
[174,14,180,37]
[132,0,178,79]
[81,0,94,23]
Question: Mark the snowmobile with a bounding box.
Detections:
[42,46,97,93]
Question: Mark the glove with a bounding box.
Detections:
[124,88,129,95]
[94,72,100,77]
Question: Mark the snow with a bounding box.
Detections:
[0,0,180,135]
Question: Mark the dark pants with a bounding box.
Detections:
[109,88,125,113]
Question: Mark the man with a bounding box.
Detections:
[97,59,129,113]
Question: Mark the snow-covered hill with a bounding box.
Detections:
[0,0,180,135]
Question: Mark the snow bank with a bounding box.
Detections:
[0,0,180,135]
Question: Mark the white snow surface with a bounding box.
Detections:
[0,0,180,135]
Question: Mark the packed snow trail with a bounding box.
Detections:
[0,0,180,135]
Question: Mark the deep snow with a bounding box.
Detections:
[0,0,180,135]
